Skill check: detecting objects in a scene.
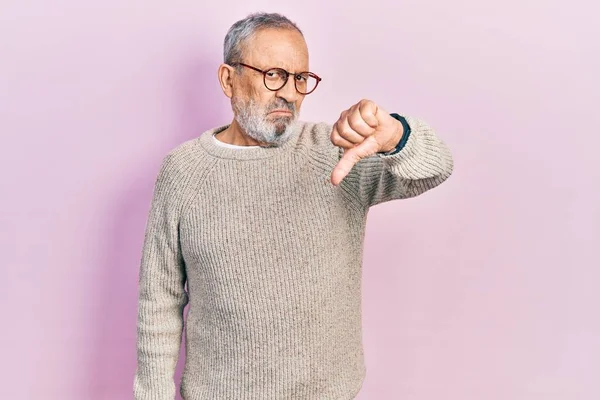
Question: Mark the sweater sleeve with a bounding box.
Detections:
[133,153,189,400]
[339,115,454,208]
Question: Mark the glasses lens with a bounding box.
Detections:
[295,73,318,94]
[263,69,319,94]
[264,68,287,90]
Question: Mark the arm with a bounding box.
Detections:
[133,154,189,400]
[338,114,454,208]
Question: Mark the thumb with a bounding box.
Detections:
[331,138,379,186]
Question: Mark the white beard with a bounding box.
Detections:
[232,96,298,147]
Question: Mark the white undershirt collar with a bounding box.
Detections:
[212,133,261,149]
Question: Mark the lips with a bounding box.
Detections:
[269,109,292,114]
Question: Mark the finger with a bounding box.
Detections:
[331,146,361,186]
[337,114,364,144]
[330,138,379,185]
[358,100,379,128]
[355,135,381,155]
[347,107,376,137]
[332,135,357,149]
[331,123,356,149]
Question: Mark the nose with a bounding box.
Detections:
[275,74,300,103]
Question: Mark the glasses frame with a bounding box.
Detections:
[232,62,322,95]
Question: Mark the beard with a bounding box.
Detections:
[232,96,298,147]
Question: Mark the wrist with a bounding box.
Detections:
[378,113,411,155]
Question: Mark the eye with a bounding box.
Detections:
[295,74,308,82]
[266,69,285,79]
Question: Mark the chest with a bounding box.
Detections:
[179,156,365,269]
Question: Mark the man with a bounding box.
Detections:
[134,12,453,400]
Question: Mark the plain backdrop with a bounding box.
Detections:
[1,1,598,399]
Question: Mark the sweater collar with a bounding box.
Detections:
[198,122,302,160]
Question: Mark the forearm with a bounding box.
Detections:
[343,115,453,207]
[134,287,188,400]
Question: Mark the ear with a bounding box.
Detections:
[218,63,236,99]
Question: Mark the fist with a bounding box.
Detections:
[330,99,404,186]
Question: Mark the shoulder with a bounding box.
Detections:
[155,136,209,189]
[295,120,338,156]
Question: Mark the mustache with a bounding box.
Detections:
[266,99,296,114]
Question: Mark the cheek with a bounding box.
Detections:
[231,86,248,103]
[235,79,261,100]
[247,84,272,104]
[259,92,278,108]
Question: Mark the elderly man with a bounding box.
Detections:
[134,12,453,400]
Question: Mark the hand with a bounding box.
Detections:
[330,99,404,186]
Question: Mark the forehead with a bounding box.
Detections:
[243,28,309,71]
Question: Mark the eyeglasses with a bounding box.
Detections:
[232,62,322,95]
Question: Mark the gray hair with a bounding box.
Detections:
[223,12,303,68]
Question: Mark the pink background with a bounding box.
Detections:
[1,1,598,399]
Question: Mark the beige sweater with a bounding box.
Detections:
[133,116,453,400]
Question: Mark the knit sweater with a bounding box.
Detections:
[133,116,454,400]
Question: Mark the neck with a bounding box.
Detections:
[215,119,268,147]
